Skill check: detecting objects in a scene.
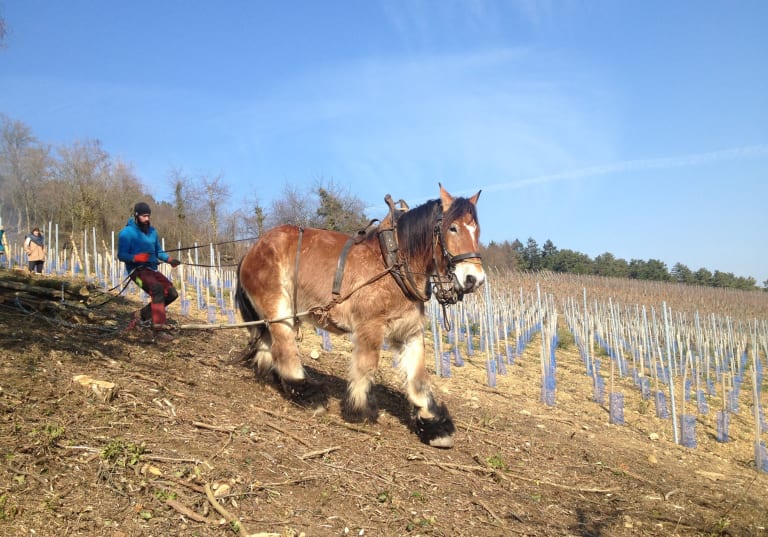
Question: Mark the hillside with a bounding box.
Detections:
[1,269,767,537]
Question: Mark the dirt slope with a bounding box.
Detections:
[1,277,766,537]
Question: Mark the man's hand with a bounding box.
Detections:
[133,252,150,263]
[168,258,181,268]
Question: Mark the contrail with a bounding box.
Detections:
[481,144,768,194]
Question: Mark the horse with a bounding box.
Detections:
[234,184,484,447]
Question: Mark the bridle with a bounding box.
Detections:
[378,195,482,306]
[429,213,483,305]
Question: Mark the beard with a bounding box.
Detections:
[137,220,150,233]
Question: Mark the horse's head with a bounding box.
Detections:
[434,184,485,301]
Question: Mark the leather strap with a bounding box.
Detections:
[332,236,356,297]
[293,227,304,328]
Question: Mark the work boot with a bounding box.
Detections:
[153,331,176,344]
[124,311,148,332]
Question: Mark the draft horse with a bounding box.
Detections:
[234,184,484,447]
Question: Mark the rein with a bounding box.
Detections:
[163,236,258,254]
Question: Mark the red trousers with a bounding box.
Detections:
[131,268,179,327]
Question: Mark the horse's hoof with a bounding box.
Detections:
[341,398,379,423]
[340,388,378,423]
[281,377,328,407]
[412,402,456,448]
[428,434,455,449]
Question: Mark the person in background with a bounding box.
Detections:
[117,202,182,343]
[0,225,6,260]
[24,227,45,274]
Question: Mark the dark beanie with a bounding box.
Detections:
[134,202,151,216]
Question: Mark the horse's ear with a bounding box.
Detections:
[438,183,455,211]
[469,190,481,205]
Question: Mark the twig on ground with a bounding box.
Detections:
[158,475,207,494]
[193,421,238,433]
[166,498,216,524]
[207,433,233,462]
[472,499,506,526]
[300,445,340,460]
[264,422,311,447]
[204,483,250,537]
[141,454,201,464]
[2,462,48,485]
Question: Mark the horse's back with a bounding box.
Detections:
[239,225,365,306]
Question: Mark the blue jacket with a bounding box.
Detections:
[117,218,170,273]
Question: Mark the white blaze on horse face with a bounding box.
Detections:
[464,222,479,250]
[453,221,485,291]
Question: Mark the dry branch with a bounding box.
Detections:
[472,499,506,526]
[204,483,250,537]
[166,498,216,524]
[193,421,238,433]
[263,422,311,447]
[300,445,340,460]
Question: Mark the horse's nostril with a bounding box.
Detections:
[465,274,476,289]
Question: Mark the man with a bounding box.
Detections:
[117,202,181,343]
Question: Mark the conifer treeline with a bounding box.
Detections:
[482,238,763,291]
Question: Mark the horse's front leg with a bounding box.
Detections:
[398,334,456,448]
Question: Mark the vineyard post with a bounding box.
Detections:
[484,276,496,359]
[54,223,60,274]
[429,300,441,375]
[48,221,53,274]
[583,288,592,376]
[92,227,98,281]
[663,302,680,444]
[82,229,89,280]
[751,329,766,471]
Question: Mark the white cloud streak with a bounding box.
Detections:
[480,144,768,194]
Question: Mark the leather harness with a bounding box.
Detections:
[292,193,482,330]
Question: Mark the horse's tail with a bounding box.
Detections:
[231,257,263,365]
[235,258,260,322]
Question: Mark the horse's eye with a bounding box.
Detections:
[449,225,458,233]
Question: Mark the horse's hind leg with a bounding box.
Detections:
[397,333,456,448]
[268,320,327,406]
[341,327,382,423]
[250,328,278,379]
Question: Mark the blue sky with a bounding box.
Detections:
[2,1,767,284]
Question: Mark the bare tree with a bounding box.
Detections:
[201,173,230,243]
[54,139,112,232]
[108,158,145,229]
[166,167,200,246]
[237,194,265,239]
[267,184,314,228]
[0,116,51,231]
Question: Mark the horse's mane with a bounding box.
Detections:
[395,196,478,259]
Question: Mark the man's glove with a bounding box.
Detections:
[133,252,150,263]
[168,258,181,268]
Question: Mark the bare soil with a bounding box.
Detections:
[1,271,766,537]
